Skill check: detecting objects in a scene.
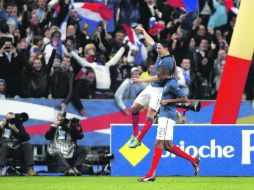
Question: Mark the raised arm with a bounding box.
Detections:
[105,47,125,67]
[71,51,92,68]
[135,25,155,46]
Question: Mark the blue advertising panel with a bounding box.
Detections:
[111,124,254,176]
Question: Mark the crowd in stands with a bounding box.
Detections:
[0,0,253,116]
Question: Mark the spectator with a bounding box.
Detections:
[118,0,140,25]
[192,39,215,99]
[0,37,25,97]
[83,43,96,63]
[48,55,74,112]
[44,30,67,65]
[110,30,125,54]
[36,0,47,23]
[214,59,225,96]
[30,35,44,55]
[114,67,146,115]
[180,58,191,97]
[138,0,168,31]
[192,24,212,46]
[207,0,227,29]
[22,3,51,36]
[70,44,126,95]
[176,66,187,92]
[67,8,81,32]
[65,24,89,52]
[72,68,96,116]
[140,64,154,86]
[213,49,227,96]
[22,49,55,98]
[0,78,6,98]
[0,112,37,176]
[45,112,87,176]
[199,0,215,26]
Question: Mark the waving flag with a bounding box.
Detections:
[74,3,113,34]
[122,24,134,44]
[167,0,199,11]
[148,17,165,36]
[60,3,114,40]
[122,24,147,65]
[81,3,113,20]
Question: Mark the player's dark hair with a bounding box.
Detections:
[159,40,170,50]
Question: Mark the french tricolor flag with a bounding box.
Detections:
[61,3,114,40]
[122,24,148,65]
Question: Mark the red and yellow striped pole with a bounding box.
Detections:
[212,0,254,124]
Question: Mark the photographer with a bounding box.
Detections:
[45,112,87,176]
[0,112,37,176]
[0,37,25,97]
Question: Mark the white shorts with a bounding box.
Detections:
[134,85,163,111]
[156,117,175,140]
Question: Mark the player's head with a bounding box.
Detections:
[157,65,171,83]
[157,40,170,58]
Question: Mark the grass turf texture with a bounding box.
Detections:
[0,176,253,190]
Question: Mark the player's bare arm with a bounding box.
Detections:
[135,25,155,46]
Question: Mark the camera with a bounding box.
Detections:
[176,101,201,112]
[60,118,81,129]
[69,118,81,128]
[4,46,10,50]
[8,112,29,125]
[60,118,69,126]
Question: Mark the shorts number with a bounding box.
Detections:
[158,128,166,135]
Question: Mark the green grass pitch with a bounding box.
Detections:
[0,176,254,190]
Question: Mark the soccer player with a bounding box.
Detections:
[128,25,176,148]
[138,65,200,182]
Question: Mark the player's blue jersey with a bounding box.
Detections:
[151,43,175,87]
[159,78,186,120]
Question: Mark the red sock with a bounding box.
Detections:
[131,113,139,136]
[147,147,163,176]
[171,145,195,164]
[137,117,153,141]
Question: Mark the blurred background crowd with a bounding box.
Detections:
[0,0,253,116]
